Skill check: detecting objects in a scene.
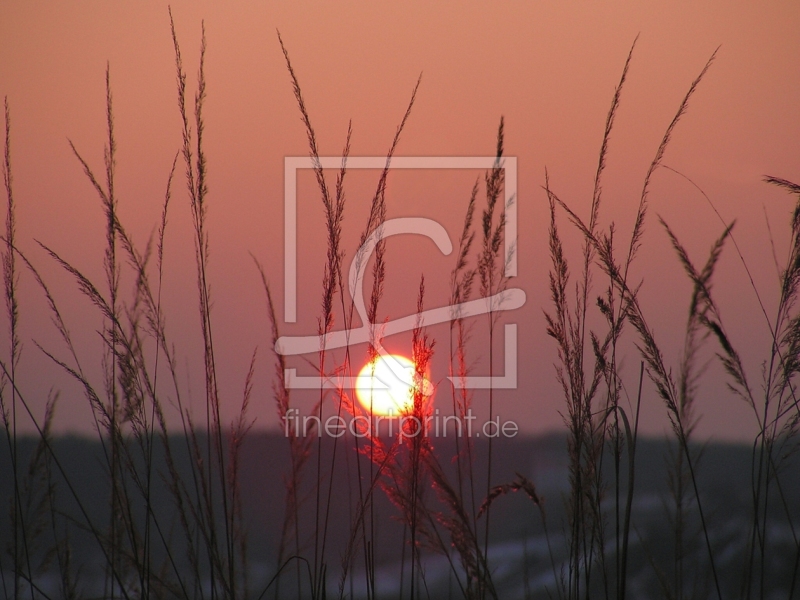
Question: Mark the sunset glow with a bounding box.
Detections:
[355,353,432,416]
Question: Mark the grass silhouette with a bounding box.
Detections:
[0,13,799,600]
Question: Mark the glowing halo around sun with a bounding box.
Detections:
[355,353,433,416]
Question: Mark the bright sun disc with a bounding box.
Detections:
[355,354,430,416]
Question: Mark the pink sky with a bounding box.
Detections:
[1,1,799,441]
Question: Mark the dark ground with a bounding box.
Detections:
[1,430,798,598]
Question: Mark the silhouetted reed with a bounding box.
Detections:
[2,15,799,600]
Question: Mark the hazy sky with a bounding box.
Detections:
[1,1,799,441]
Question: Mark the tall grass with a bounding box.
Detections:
[0,15,799,600]
[545,41,729,600]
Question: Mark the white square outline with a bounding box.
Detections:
[285,156,517,322]
[282,156,519,389]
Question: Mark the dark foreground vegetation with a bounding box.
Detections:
[1,14,800,600]
[1,432,798,599]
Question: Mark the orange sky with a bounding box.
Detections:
[1,1,799,441]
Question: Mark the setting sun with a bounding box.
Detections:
[355,353,432,416]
